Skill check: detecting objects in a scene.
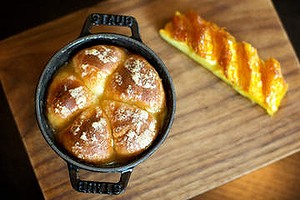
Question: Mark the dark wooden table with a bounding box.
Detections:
[0,0,299,199]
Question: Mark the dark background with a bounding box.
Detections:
[0,1,299,199]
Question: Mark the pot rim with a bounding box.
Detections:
[35,32,176,173]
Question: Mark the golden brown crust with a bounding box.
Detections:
[72,45,127,95]
[57,105,114,164]
[103,54,166,113]
[102,100,158,157]
[46,45,166,165]
[46,69,95,130]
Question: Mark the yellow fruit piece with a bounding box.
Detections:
[159,11,288,115]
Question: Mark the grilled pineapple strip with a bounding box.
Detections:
[159,11,288,115]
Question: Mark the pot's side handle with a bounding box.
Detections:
[80,13,142,42]
[68,164,132,195]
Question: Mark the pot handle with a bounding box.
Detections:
[68,163,132,195]
[80,13,142,42]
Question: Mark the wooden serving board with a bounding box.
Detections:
[1,0,300,199]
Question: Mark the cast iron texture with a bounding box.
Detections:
[35,13,176,195]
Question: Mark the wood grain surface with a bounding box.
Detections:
[0,0,300,199]
[195,152,300,200]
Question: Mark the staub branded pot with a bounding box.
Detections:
[35,13,176,195]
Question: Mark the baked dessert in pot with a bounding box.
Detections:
[36,13,175,195]
[45,44,166,165]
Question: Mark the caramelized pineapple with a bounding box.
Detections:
[159,11,288,115]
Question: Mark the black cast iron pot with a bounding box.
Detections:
[35,13,176,195]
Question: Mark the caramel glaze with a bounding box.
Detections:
[103,54,165,114]
[57,105,114,164]
[46,45,166,165]
[72,45,127,96]
[162,11,288,115]
[46,68,96,130]
[102,100,158,161]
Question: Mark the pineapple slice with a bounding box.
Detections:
[159,11,288,115]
